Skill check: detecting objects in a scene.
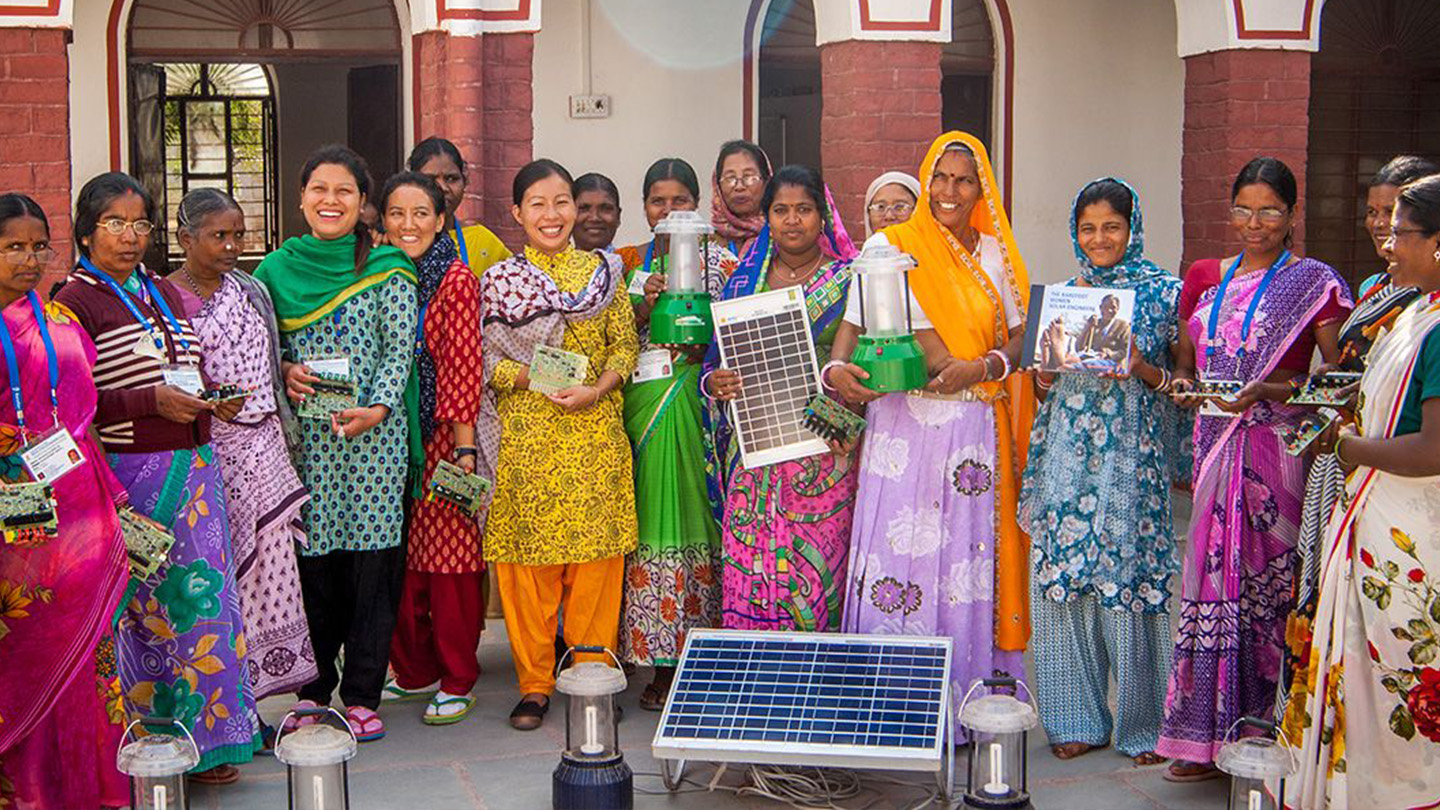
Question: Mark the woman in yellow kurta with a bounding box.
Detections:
[478,158,639,730]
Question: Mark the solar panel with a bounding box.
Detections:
[712,287,829,469]
[652,629,954,777]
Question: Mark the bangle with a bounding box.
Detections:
[984,350,1011,382]
[1035,374,1053,392]
[821,359,846,390]
[1335,433,1354,466]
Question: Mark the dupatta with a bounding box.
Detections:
[254,234,416,333]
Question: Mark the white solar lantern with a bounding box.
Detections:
[957,677,1038,810]
[1216,717,1295,810]
[274,707,358,810]
[553,646,633,810]
[116,716,200,810]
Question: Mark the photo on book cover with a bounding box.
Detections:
[1020,283,1136,374]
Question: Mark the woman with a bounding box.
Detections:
[574,172,623,253]
[828,132,1032,703]
[1288,173,1440,810]
[703,163,858,633]
[1019,178,1183,765]
[710,139,772,260]
[480,159,638,730]
[0,194,129,809]
[382,172,484,725]
[1159,157,1352,781]
[408,136,511,274]
[55,173,259,782]
[1279,155,1437,730]
[169,188,315,707]
[255,146,418,742]
[863,171,921,237]
[615,158,737,709]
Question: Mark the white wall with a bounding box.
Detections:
[69,0,114,199]
[1006,0,1185,281]
[531,0,751,248]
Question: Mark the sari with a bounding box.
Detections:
[1286,292,1440,810]
[0,295,129,809]
[1155,255,1351,764]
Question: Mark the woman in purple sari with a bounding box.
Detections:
[1160,157,1352,781]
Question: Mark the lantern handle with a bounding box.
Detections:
[1223,716,1298,772]
[121,715,200,755]
[557,645,624,673]
[274,705,356,752]
[957,676,1039,717]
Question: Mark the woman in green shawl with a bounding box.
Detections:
[254,145,417,743]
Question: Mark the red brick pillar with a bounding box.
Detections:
[820,40,942,239]
[1181,48,1312,270]
[414,31,487,228]
[480,33,533,250]
[0,28,72,291]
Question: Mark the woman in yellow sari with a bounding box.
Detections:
[831,131,1034,698]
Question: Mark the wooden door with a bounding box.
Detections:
[347,64,400,191]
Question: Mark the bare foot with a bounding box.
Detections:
[1132,752,1167,766]
[1051,742,1098,760]
[1164,760,1221,782]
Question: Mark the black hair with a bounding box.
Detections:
[1073,179,1134,223]
[714,140,771,182]
[1231,156,1298,209]
[377,171,447,228]
[641,158,700,200]
[176,187,242,237]
[573,172,621,207]
[1397,174,1440,237]
[760,164,829,223]
[407,136,466,179]
[1373,155,1439,189]
[299,144,373,274]
[0,193,49,237]
[511,159,574,206]
[74,172,155,258]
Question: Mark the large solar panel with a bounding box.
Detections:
[712,287,829,469]
[653,629,954,774]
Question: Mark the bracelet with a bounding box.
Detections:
[1335,433,1354,466]
[984,350,1011,382]
[820,359,847,390]
[1149,367,1172,394]
[453,446,478,459]
[1034,374,1053,393]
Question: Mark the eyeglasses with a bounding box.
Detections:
[3,247,56,267]
[1229,206,1289,225]
[1389,226,1431,239]
[719,174,763,190]
[867,202,914,217]
[98,218,155,236]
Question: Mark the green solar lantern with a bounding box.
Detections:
[849,241,928,392]
[648,210,714,345]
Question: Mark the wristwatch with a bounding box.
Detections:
[452,446,478,461]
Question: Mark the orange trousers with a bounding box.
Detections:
[494,555,624,695]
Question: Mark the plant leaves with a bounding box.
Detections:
[194,633,219,658]
[1363,576,1386,601]
[1391,704,1417,740]
[212,703,229,719]
[1385,561,1402,581]
[1380,585,1393,610]
[1410,618,1435,639]
[192,655,225,675]
[127,681,156,707]
[1395,626,1416,642]
[1410,638,1438,666]
[1431,598,1440,625]
[1383,676,1402,693]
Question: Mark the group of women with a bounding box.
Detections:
[2,127,1439,809]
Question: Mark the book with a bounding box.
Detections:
[1021,283,1136,375]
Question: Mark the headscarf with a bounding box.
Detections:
[879,130,1033,651]
[709,147,773,253]
[254,234,416,332]
[1070,177,1174,288]
[414,232,460,440]
[863,171,923,237]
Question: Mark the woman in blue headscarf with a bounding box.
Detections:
[1019,178,1188,766]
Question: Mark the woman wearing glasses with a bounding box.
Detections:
[710,140,772,260]
[863,172,921,237]
[55,173,259,784]
[1157,157,1352,781]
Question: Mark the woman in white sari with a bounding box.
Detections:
[1288,173,1440,809]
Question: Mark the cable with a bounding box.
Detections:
[633,764,942,810]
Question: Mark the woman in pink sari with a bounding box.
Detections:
[0,194,130,809]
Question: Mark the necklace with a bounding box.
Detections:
[774,252,822,284]
[179,265,217,300]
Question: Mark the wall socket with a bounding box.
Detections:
[569,94,612,119]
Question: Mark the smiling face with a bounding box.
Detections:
[927,149,981,234]
[1230,182,1294,256]
[718,151,765,217]
[1365,183,1402,259]
[574,189,621,251]
[644,179,698,230]
[178,207,245,276]
[1382,203,1440,288]
[1075,200,1131,269]
[867,183,917,234]
[767,184,823,256]
[383,184,444,260]
[84,191,150,276]
[0,215,50,303]
[1099,295,1120,322]
[302,162,363,240]
[512,172,576,254]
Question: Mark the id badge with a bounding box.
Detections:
[307,355,351,379]
[162,363,205,396]
[627,270,653,297]
[20,426,84,483]
[132,333,167,360]
[632,348,674,384]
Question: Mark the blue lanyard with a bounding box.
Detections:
[453,226,469,266]
[1206,249,1290,359]
[80,257,191,355]
[415,299,430,357]
[0,292,61,433]
[643,241,669,275]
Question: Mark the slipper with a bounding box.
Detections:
[282,699,322,732]
[639,682,668,712]
[345,705,385,742]
[382,676,440,702]
[189,764,240,785]
[1163,761,1221,783]
[1132,752,1168,766]
[423,692,475,726]
[509,697,549,731]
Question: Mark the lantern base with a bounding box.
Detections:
[851,335,928,392]
[553,753,633,810]
[649,293,713,345]
[963,790,1032,810]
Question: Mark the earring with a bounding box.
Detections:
[1434,248,1440,263]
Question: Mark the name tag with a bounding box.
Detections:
[162,364,205,396]
[308,355,351,379]
[628,270,653,297]
[632,349,674,384]
[21,426,84,483]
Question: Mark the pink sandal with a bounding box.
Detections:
[282,700,322,732]
[346,705,385,742]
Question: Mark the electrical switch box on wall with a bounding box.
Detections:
[569,94,611,119]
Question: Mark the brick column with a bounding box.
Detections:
[480,33,533,250]
[1181,48,1312,270]
[414,31,487,226]
[820,40,942,239]
[0,28,72,291]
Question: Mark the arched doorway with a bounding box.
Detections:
[125,0,405,269]
[1306,0,1440,287]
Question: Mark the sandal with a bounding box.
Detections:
[1163,760,1221,782]
[190,764,240,785]
[282,699,322,732]
[423,692,475,726]
[345,705,386,743]
[382,676,440,702]
[509,696,549,731]
[639,682,669,712]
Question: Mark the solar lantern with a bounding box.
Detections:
[1216,717,1295,810]
[648,210,715,345]
[116,716,200,810]
[274,706,358,810]
[958,676,1038,810]
[552,646,633,810]
[848,240,928,392]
